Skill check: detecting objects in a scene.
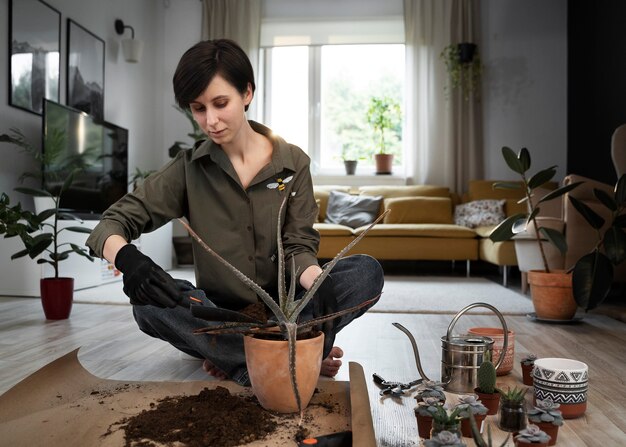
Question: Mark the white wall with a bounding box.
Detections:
[481,0,568,182]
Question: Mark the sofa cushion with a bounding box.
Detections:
[454,199,506,228]
[359,185,450,199]
[324,190,383,229]
[383,197,453,224]
[313,185,351,221]
[353,223,477,238]
[313,222,354,236]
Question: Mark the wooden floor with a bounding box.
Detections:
[2,277,626,446]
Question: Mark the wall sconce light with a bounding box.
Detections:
[114,19,143,63]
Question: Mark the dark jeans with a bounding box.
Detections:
[132,254,384,386]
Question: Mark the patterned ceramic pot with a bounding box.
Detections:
[468,327,515,375]
[533,358,588,419]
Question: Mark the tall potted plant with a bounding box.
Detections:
[181,198,387,418]
[366,96,401,175]
[489,147,582,320]
[1,129,94,319]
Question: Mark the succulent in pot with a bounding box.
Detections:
[180,198,386,418]
[416,380,448,403]
[429,403,463,439]
[455,394,488,438]
[527,398,563,446]
[474,358,500,415]
[424,430,466,447]
[520,353,537,386]
[514,424,551,446]
[498,386,528,432]
[415,396,446,439]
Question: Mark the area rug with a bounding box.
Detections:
[372,276,533,315]
[75,270,532,315]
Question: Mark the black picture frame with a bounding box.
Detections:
[8,0,61,115]
[66,19,105,121]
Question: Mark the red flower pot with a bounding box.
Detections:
[533,421,559,446]
[521,362,534,386]
[461,414,486,437]
[475,388,501,415]
[415,413,433,439]
[40,277,74,320]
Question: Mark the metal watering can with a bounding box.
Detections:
[394,302,508,393]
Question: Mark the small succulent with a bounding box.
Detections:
[468,413,509,447]
[415,396,445,417]
[454,394,488,418]
[515,424,551,444]
[424,430,466,447]
[527,399,564,426]
[499,386,527,404]
[430,403,463,426]
[477,360,497,394]
[521,354,537,366]
[416,380,447,402]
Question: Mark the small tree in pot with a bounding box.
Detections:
[366,96,401,175]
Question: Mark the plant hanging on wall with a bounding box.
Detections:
[441,42,483,100]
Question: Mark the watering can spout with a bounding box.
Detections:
[392,322,433,383]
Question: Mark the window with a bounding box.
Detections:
[262,43,405,175]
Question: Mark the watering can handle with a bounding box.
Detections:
[446,302,509,370]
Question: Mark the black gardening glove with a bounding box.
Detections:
[312,274,338,360]
[115,244,180,308]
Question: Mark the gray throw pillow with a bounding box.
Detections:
[324,190,383,229]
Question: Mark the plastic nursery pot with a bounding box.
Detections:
[521,361,534,386]
[498,400,527,432]
[461,414,486,438]
[415,412,433,440]
[474,388,500,415]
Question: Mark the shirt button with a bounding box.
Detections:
[248,255,254,262]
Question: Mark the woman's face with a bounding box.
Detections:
[189,74,252,146]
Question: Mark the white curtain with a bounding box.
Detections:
[201,0,261,119]
[404,0,483,193]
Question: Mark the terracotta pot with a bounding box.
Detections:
[460,413,486,437]
[374,153,393,174]
[40,277,74,320]
[468,327,515,375]
[415,413,433,439]
[528,270,577,320]
[521,362,534,386]
[475,388,500,415]
[514,441,548,447]
[243,331,324,413]
[532,421,559,446]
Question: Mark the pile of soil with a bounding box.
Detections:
[111,386,277,447]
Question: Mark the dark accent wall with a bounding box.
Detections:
[568,0,626,184]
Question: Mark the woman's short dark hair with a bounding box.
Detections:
[173,39,256,111]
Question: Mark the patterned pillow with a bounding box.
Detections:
[454,199,506,228]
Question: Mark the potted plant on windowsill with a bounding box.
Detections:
[180,198,386,419]
[1,129,94,320]
[489,147,583,320]
[366,95,401,175]
[440,42,483,101]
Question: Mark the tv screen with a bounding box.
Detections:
[42,99,128,217]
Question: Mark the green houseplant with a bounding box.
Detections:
[415,395,446,439]
[423,430,466,447]
[527,398,563,446]
[180,198,386,419]
[1,129,94,319]
[455,394,488,438]
[474,357,500,415]
[440,42,483,100]
[366,95,401,174]
[167,105,206,158]
[514,424,551,446]
[520,353,537,386]
[429,403,463,439]
[489,146,582,320]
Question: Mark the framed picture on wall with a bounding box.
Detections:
[9,0,61,115]
[66,19,105,120]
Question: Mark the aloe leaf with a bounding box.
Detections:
[569,196,605,229]
[284,322,302,417]
[572,252,613,311]
[277,198,287,310]
[528,166,557,190]
[502,146,525,174]
[539,227,567,255]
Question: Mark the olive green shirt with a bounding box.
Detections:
[86,121,320,310]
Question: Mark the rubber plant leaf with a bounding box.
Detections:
[593,188,617,211]
[568,196,605,230]
[616,174,626,204]
[501,146,525,174]
[493,181,521,190]
[518,147,531,172]
[573,252,614,311]
[537,181,583,204]
[604,226,626,265]
[489,213,526,242]
[527,166,557,190]
[539,226,567,255]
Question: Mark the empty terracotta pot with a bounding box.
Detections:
[468,327,515,376]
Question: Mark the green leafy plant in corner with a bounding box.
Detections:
[0,130,94,278]
[168,105,206,158]
[568,174,626,311]
[440,42,483,100]
[366,96,401,155]
[489,146,582,273]
[180,198,386,418]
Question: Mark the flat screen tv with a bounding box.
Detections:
[42,99,128,218]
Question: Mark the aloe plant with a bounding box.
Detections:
[180,198,385,417]
[468,412,509,447]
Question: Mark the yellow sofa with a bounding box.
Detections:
[313,185,478,273]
